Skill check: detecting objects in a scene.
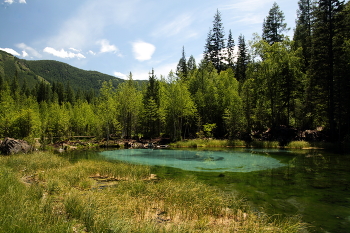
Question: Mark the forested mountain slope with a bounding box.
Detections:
[25,59,123,92]
[0,50,128,92]
[0,50,46,89]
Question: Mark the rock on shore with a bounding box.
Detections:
[0,137,31,155]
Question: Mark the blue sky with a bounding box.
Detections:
[0,0,298,80]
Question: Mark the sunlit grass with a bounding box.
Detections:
[248,140,280,148]
[0,151,306,232]
[170,138,341,151]
[286,141,311,149]
[170,139,246,148]
[171,139,283,149]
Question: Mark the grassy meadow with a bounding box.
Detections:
[0,151,306,232]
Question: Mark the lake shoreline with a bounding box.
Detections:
[43,138,343,153]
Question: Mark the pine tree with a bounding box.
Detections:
[226,29,235,69]
[204,29,214,62]
[53,82,65,104]
[262,2,289,45]
[176,46,188,80]
[65,82,75,104]
[187,55,197,73]
[294,0,313,69]
[143,68,160,137]
[204,9,226,72]
[310,0,344,139]
[236,34,249,82]
[36,81,52,103]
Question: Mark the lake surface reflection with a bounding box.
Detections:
[100,148,286,172]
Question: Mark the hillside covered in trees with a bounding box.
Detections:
[1,0,350,144]
[0,50,126,92]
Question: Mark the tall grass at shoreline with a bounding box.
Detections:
[170,139,336,149]
[170,139,281,148]
[170,139,246,148]
[0,151,305,232]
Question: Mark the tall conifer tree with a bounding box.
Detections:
[236,34,249,82]
[294,0,313,69]
[143,68,160,137]
[226,29,235,69]
[176,46,188,80]
[310,0,344,139]
[204,9,226,72]
[262,2,289,45]
[187,55,197,73]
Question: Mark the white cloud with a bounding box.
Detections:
[0,47,20,56]
[16,43,41,58]
[88,50,96,55]
[113,71,128,80]
[97,39,119,54]
[132,40,156,61]
[43,47,86,59]
[4,0,26,3]
[22,50,28,57]
[69,47,81,52]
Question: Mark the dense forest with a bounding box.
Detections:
[1,0,350,144]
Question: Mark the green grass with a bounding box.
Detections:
[170,139,246,148]
[286,141,311,149]
[248,140,280,148]
[0,151,306,232]
[170,139,282,149]
[171,139,338,150]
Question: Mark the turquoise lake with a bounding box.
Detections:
[100,148,286,172]
[66,148,350,232]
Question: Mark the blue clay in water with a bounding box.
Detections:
[100,149,285,172]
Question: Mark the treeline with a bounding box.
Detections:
[1,0,350,143]
[0,66,239,142]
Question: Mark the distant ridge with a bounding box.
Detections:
[0,50,143,92]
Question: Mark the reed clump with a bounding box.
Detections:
[0,151,306,232]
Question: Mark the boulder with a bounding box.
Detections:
[0,137,31,155]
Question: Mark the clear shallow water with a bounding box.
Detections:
[72,148,350,232]
[100,149,286,172]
